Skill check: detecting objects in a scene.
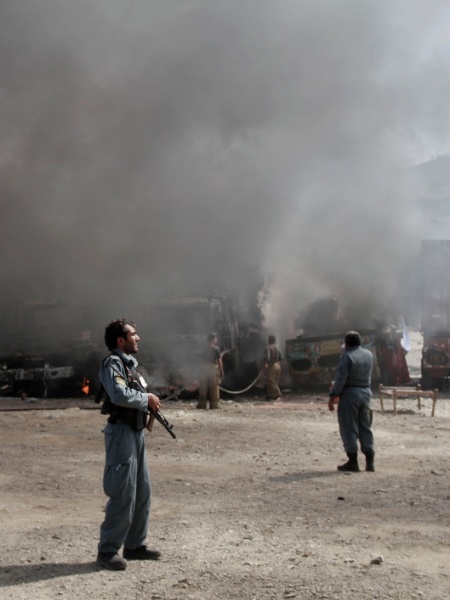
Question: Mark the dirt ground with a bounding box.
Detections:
[0,333,449,600]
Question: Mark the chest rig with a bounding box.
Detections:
[95,353,148,432]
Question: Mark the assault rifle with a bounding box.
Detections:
[147,407,176,439]
[95,385,177,439]
[146,387,179,439]
[95,354,179,439]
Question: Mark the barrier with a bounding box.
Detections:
[378,384,438,416]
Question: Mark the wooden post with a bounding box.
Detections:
[379,384,384,411]
[415,384,422,410]
[432,389,437,417]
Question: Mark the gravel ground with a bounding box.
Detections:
[0,331,449,600]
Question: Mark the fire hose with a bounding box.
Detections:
[160,369,265,400]
[218,369,265,395]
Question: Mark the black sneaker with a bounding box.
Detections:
[97,552,127,570]
[123,546,161,561]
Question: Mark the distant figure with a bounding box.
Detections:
[263,335,283,400]
[197,333,224,410]
[96,318,161,571]
[328,330,375,472]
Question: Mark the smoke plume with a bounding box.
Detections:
[1,1,450,336]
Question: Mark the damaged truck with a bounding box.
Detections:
[0,301,99,398]
[0,295,265,399]
[285,296,411,390]
[135,295,265,397]
[420,239,450,390]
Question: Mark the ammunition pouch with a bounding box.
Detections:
[109,405,146,432]
[99,395,146,431]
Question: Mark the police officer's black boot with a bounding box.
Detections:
[337,452,360,472]
[364,451,375,472]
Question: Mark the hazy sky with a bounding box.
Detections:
[2,0,450,332]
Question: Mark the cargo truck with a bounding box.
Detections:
[285,297,411,390]
[0,301,99,397]
[420,239,450,390]
[136,295,264,396]
[0,295,265,399]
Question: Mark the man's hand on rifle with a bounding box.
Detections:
[148,393,160,412]
[146,393,160,432]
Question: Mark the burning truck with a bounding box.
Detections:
[135,294,265,397]
[285,296,411,390]
[0,295,265,399]
[0,301,100,398]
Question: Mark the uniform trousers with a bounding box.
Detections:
[337,387,374,454]
[266,362,281,398]
[98,422,151,554]
[198,363,220,408]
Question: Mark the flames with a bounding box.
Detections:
[82,378,90,395]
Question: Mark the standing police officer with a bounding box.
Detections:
[96,318,161,571]
[328,330,375,472]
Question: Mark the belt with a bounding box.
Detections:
[345,385,369,388]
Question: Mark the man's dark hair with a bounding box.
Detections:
[104,318,136,351]
[207,333,217,342]
[345,331,361,348]
[268,335,276,344]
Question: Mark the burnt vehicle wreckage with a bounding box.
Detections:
[0,296,265,399]
[0,292,418,400]
[0,301,101,399]
[285,296,412,390]
[134,295,265,398]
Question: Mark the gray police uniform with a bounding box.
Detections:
[98,350,151,554]
[329,346,375,455]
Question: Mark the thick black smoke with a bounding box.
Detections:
[1,1,450,334]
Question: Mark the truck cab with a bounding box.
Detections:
[136,295,262,396]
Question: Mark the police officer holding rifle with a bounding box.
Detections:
[96,318,162,571]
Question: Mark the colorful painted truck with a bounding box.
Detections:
[285,297,410,390]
